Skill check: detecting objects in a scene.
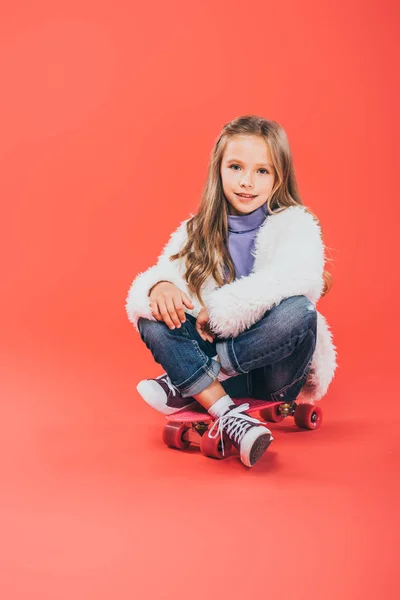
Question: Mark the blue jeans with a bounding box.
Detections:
[137,295,317,403]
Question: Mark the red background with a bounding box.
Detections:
[1,1,399,599]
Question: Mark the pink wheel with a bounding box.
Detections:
[163,422,190,449]
[294,404,323,430]
[260,404,285,423]
[200,431,233,459]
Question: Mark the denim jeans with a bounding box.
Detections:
[137,295,317,403]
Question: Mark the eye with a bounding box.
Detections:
[229,164,269,174]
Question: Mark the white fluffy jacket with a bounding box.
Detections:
[125,205,338,402]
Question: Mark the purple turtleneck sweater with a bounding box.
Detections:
[223,203,269,281]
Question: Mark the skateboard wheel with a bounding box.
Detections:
[260,405,285,423]
[163,422,190,449]
[294,404,322,430]
[200,432,232,459]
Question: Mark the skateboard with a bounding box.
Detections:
[163,397,322,459]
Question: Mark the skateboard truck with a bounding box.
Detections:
[278,401,297,417]
[192,422,209,436]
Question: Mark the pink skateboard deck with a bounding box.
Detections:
[165,397,283,423]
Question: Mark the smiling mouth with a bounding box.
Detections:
[236,193,257,199]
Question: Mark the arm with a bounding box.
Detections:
[125,217,192,330]
[205,208,325,338]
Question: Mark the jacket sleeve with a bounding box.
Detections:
[205,208,326,339]
[125,217,192,331]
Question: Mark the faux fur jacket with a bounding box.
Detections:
[125,205,338,403]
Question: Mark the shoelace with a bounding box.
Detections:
[208,403,268,456]
[156,374,178,397]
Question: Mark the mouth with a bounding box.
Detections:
[235,193,258,201]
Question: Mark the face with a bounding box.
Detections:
[220,134,276,216]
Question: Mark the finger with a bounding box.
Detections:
[195,320,206,341]
[172,295,187,323]
[157,298,175,330]
[197,321,213,343]
[165,298,182,328]
[150,301,162,321]
[182,293,194,309]
[205,323,215,341]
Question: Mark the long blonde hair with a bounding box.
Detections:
[170,115,333,305]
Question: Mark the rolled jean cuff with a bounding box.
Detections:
[215,340,242,377]
[179,357,221,397]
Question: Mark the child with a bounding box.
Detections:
[125,115,338,468]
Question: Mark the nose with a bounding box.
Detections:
[240,177,254,188]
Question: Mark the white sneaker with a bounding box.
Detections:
[208,403,274,467]
[136,373,198,415]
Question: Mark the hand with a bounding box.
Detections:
[195,306,215,343]
[149,281,194,330]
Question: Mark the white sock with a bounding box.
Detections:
[213,354,232,382]
[208,394,235,418]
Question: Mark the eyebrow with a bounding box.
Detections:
[225,158,273,169]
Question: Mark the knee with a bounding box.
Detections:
[297,296,317,333]
[281,295,317,334]
[137,316,165,341]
